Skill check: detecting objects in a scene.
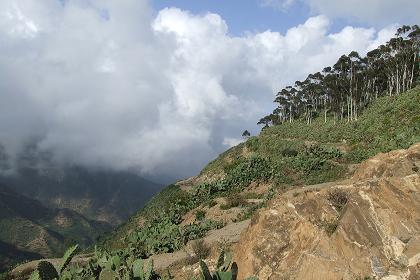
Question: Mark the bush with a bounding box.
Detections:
[195,210,206,221]
[220,194,248,210]
[281,148,298,157]
[207,200,217,208]
[187,239,210,264]
[320,219,339,236]
[327,189,348,212]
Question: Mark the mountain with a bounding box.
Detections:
[0,184,110,271]
[0,167,163,226]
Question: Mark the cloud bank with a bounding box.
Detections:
[261,0,420,26]
[0,0,397,180]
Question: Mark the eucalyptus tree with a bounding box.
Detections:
[260,24,419,129]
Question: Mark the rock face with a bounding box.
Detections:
[235,143,420,280]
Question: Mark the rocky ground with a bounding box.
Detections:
[234,143,420,280]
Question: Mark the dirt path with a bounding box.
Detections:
[284,178,354,199]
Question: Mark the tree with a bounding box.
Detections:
[258,24,419,129]
[242,130,251,138]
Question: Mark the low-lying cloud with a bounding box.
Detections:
[0,0,396,181]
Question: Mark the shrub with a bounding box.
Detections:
[191,239,211,263]
[195,210,206,221]
[220,194,247,210]
[320,219,339,236]
[281,148,298,157]
[327,189,348,212]
[207,200,217,208]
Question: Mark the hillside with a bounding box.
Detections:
[0,184,110,271]
[0,166,163,226]
[105,86,419,247]
[8,86,419,280]
[79,87,418,277]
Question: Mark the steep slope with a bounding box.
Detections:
[106,87,419,250]
[0,184,110,271]
[234,143,420,280]
[100,87,419,278]
[0,166,163,226]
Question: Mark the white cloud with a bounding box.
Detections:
[0,0,396,180]
[259,0,296,11]
[223,137,244,148]
[307,0,420,25]
[260,0,420,25]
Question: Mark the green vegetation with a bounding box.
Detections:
[30,245,78,280]
[195,210,206,221]
[26,244,256,280]
[28,244,164,280]
[196,250,258,280]
[259,25,419,127]
[263,87,420,162]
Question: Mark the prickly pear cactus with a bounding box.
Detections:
[59,244,79,274]
[132,259,144,279]
[37,261,59,280]
[99,268,117,280]
[144,259,153,280]
[29,270,41,280]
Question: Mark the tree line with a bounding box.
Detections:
[258,25,420,127]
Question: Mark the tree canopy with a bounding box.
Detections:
[259,25,420,127]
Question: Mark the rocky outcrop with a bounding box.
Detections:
[235,143,420,280]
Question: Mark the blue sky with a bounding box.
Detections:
[151,0,379,36]
[152,0,311,35]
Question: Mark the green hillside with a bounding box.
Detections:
[0,184,110,271]
[100,86,420,259]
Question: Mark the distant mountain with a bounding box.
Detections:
[0,184,110,271]
[0,166,163,226]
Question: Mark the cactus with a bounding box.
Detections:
[199,260,213,280]
[29,270,41,280]
[132,259,154,280]
[111,255,121,270]
[29,244,79,280]
[99,269,117,280]
[59,244,79,274]
[36,261,59,280]
[144,259,153,280]
[198,251,257,280]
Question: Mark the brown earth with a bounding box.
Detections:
[234,143,420,280]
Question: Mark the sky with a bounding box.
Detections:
[0,0,419,183]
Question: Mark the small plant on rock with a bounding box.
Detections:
[327,189,348,212]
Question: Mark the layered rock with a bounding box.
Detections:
[235,144,420,280]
